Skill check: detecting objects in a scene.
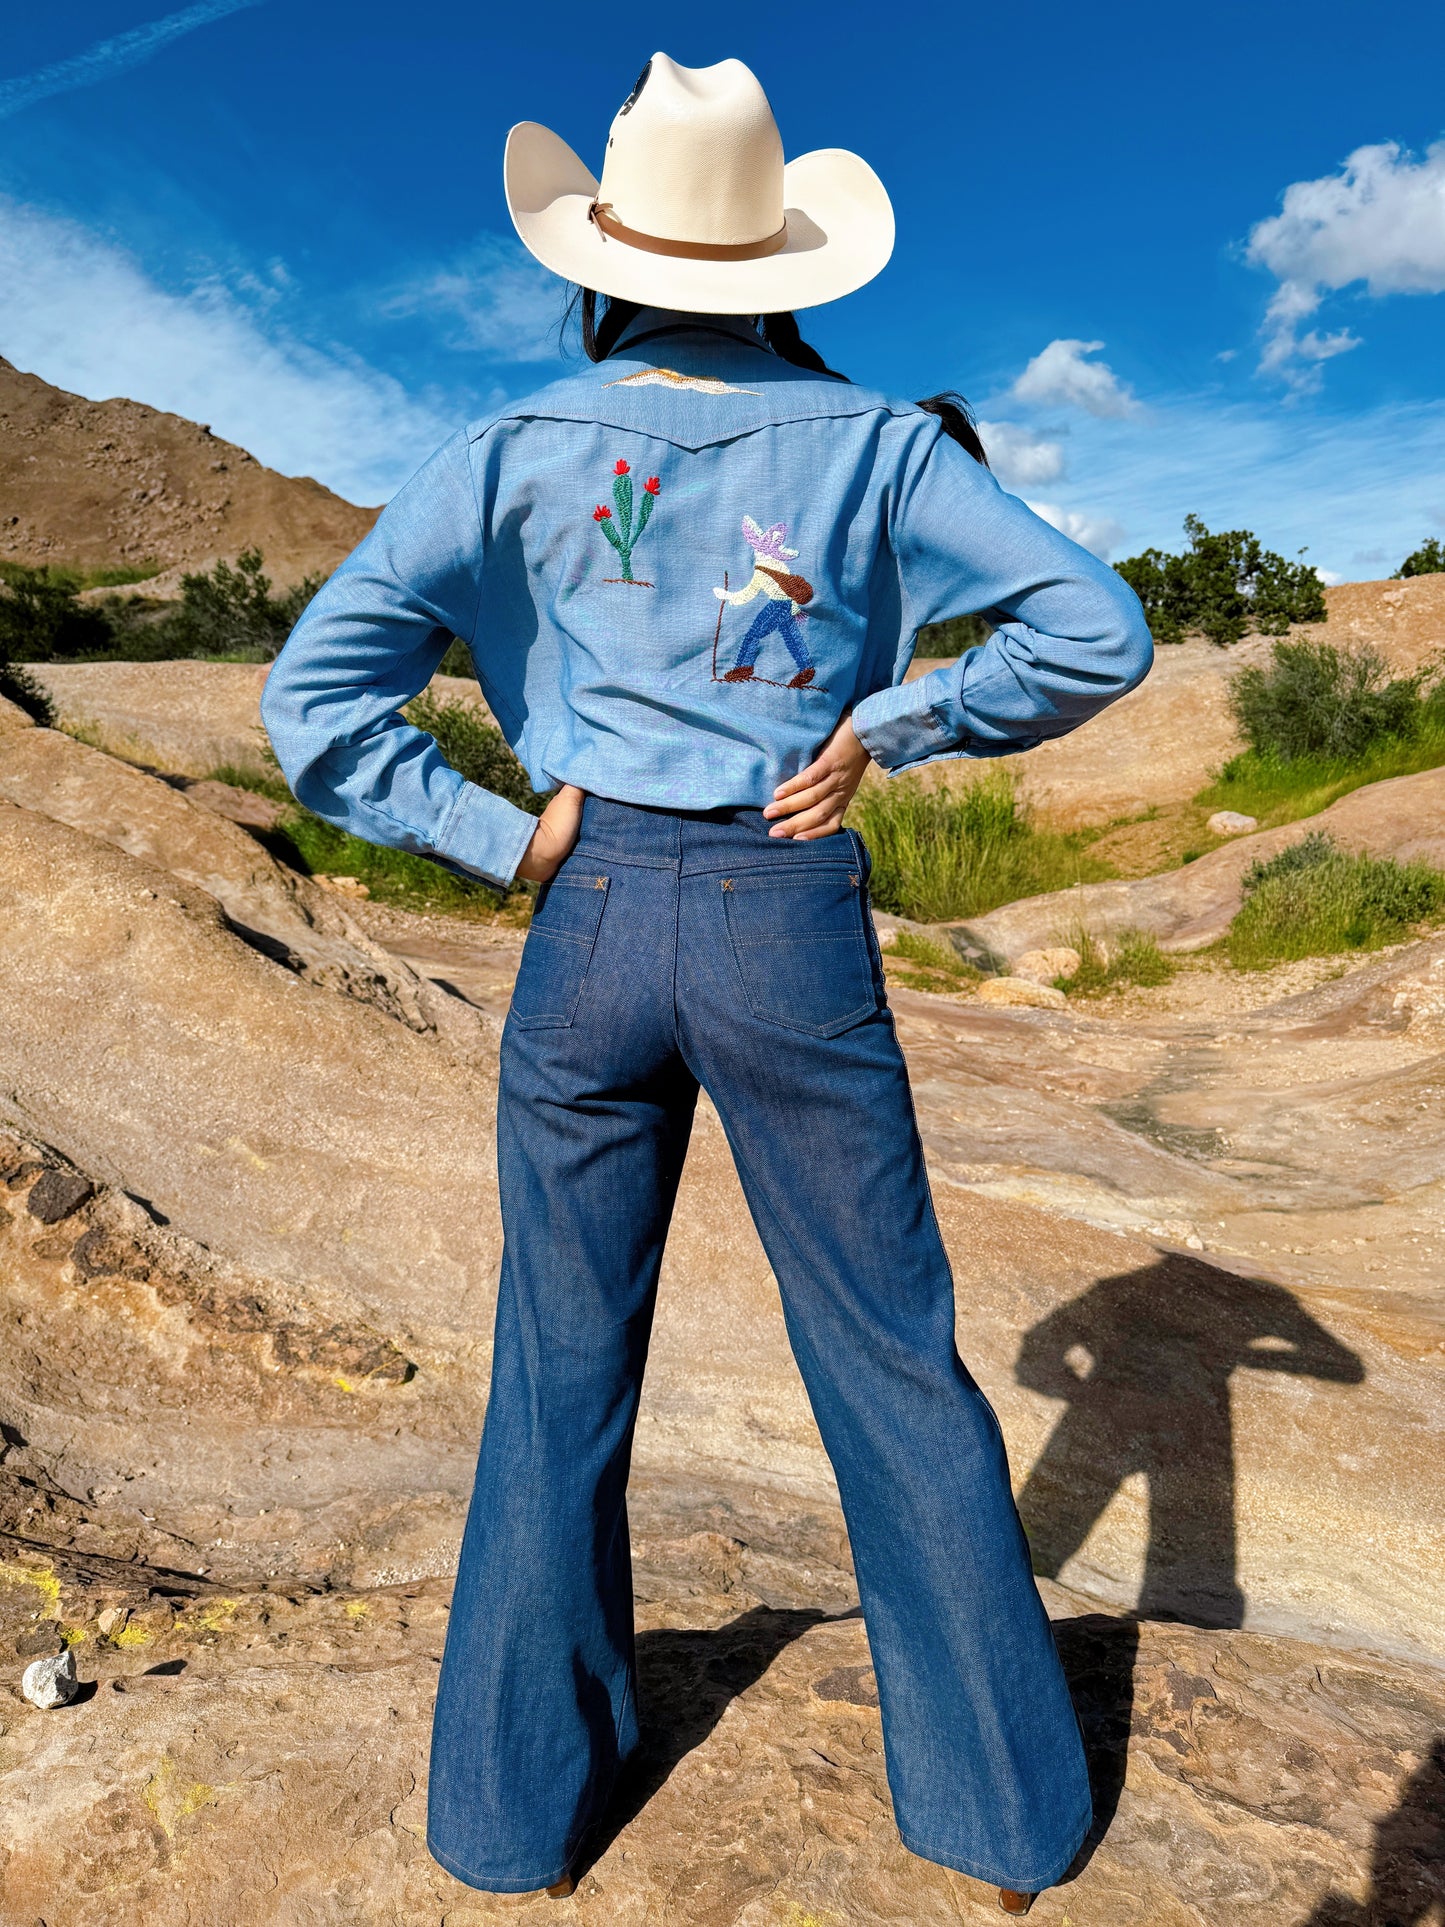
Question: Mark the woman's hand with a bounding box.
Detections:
[763,713,872,839]
[515,784,586,883]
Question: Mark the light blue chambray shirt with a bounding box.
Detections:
[261,310,1153,888]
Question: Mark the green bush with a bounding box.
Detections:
[151,550,321,660]
[849,767,1111,923]
[403,691,547,815]
[1396,538,1445,579]
[0,564,114,661]
[1063,928,1175,996]
[914,614,992,659]
[1227,832,1445,967]
[0,658,54,725]
[0,551,321,663]
[1229,638,1429,764]
[1116,514,1325,646]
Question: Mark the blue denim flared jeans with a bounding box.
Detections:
[427,797,1091,1894]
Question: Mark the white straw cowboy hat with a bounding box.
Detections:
[504,53,894,313]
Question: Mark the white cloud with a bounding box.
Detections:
[976,419,1066,489]
[1247,140,1445,388]
[1010,339,1140,419]
[0,1,263,122]
[378,234,565,362]
[1025,501,1127,560]
[0,196,472,503]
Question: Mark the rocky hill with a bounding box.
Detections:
[0,357,378,586]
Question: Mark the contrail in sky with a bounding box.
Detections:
[0,0,265,122]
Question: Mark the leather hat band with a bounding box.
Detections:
[588,200,788,261]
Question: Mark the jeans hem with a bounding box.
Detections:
[897,1807,1092,1892]
[426,1834,574,1895]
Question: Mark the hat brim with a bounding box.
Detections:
[504,121,894,313]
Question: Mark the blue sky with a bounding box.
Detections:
[2,2,1442,579]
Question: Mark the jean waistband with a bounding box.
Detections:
[571,793,865,877]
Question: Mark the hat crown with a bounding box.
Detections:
[597,54,785,248]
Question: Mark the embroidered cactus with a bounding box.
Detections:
[594,459,660,585]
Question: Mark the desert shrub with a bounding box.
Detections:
[0,658,55,725]
[1227,832,1445,967]
[0,564,114,661]
[437,636,474,676]
[404,691,547,815]
[914,614,992,659]
[1062,928,1175,996]
[1116,515,1325,646]
[849,768,1111,923]
[152,550,322,660]
[1229,639,1431,765]
[1396,538,1445,579]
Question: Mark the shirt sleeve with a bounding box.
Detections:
[259,429,538,891]
[851,417,1154,774]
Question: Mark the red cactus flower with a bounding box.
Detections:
[613,459,630,475]
[593,504,611,520]
[644,476,661,495]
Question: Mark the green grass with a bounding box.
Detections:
[885,929,982,994]
[259,808,522,918]
[204,752,532,920]
[1226,832,1445,968]
[1062,928,1176,997]
[208,761,292,802]
[848,768,1113,924]
[1198,724,1445,830]
[913,614,991,659]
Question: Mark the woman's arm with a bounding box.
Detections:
[850,419,1154,775]
[260,430,541,891]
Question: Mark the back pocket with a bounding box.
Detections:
[510,871,610,1029]
[722,865,878,1039]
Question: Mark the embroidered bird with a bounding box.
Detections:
[713,516,818,688]
[604,367,761,395]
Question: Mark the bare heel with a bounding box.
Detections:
[998,1892,1035,1916]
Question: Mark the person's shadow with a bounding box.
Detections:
[1015,1257,1365,1628]
[1305,1738,1445,1924]
[573,1605,830,1878]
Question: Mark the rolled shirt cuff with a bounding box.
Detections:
[852,672,961,774]
[433,779,539,890]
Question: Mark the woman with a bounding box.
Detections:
[262,53,1152,1915]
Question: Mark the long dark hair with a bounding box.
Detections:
[570,290,989,467]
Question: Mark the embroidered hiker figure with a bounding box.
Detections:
[712,516,822,689]
[593,459,661,586]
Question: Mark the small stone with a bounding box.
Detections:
[1013,947,1082,985]
[15,1628,64,1658]
[975,977,1069,1010]
[25,1168,94,1224]
[312,874,370,900]
[97,1607,128,1637]
[1207,810,1258,836]
[22,1646,79,1709]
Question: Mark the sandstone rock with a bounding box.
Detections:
[959,765,1445,964]
[20,1646,77,1709]
[312,872,371,899]
[1207,808,1258,835]
[24,660,493,776]
[1014,945,1081,984]
[0,702,494,1061]
[976,976,1069,1010]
